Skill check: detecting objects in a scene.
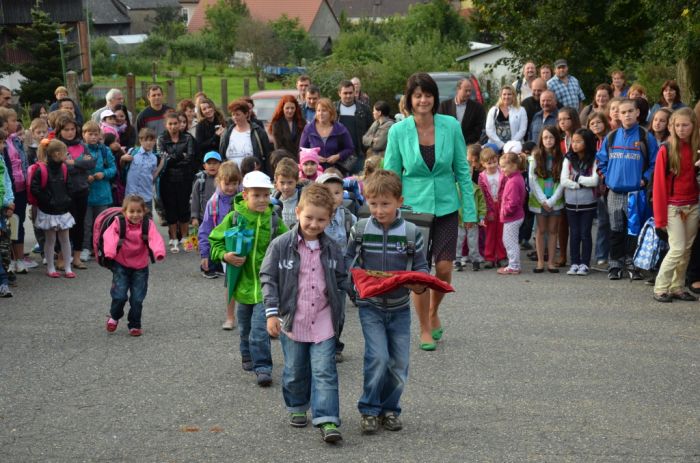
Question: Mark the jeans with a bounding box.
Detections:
[566,208,595,266]
[237,302,272,373]
[357,305,411,417]
[110,262,149,329]
[0,258,8,285]
[280,334,340,426]
[335,297,346,353]
[595,197,610,261]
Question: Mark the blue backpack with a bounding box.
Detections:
[633,217,668,271]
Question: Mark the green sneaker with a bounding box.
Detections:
[320,423,342,443]
[289,412,308,428]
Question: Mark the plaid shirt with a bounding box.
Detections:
[547,75,585,108]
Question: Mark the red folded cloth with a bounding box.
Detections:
[350,269,455,299]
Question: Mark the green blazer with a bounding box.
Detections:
[384,114,476,222]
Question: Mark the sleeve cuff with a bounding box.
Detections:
[265,307,279,318]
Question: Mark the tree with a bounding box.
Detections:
[11,8,76,104]
[236,20,285,89]
[203,0,250,59]
[269,15,319,65]
[147,6,187,40]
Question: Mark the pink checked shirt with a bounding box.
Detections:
[283,235,334,343]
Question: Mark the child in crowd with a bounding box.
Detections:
[30,139,74,278]
[650,108,672,144]
[198,162,241,328]
[498,152,526,275]
[317,172,356,362]
[345,170,429,434]
[268,149,295,176]
[55,115,95,271]
[561,128,599,276]
[123,128,162,214]
[261,183,347,443]
[0,129,14,296]
[104,195,166,336]
[26,118,48,165]
[82,121,116,263]
[0,108,31,274]
[103,133,125,206]
[478,147,507,268]
[556,108,581,268]
[208,171,287,386]
[100,110,119,139]
[191,151,222,228]
[608,97,623,130]
[240,156,262,178]
[299,147,323,182]
[456,144,486,271]
[272,157,302,228]
[586,112,611,268]
[652,108,699,302]
[529,126,564,273]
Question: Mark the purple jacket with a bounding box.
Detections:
[500,172,526,223]
[299,122,354,168]
[198,189,235,259]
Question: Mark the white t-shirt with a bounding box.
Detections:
[226,129,253,165]
[487,171,501,200]
[339,103,356,116]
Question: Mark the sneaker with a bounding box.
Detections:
[289,412,308,428]
[520,240,533,250]
[256,371,272,387]
[222,319,236,330]
[14,260,27,274]
[201,269,218,279]
[79,249,91,262]
[0,283,13,297]
[169,239,179,254]
[483,261,495,269]
[360,414,379,434]
[320,423,342,443]
[453,260,463,271]
[241,358,254,371]
[335,351,344,363]
[567,264,580,275]
[7,261,15,273]
[472,261,480,271]
[496,266,520,275]
[32,243,41,254]
[460,256,469,266]
[628,268,644,281]
[129,328,143,336]
[608,267,622,280]
[42,257,47,265]
[381,412,403,431]
[596,259,608,267]
[22,257,38,269]
[106,318,118,332]
[214,270,226,277]
[576,264,589,276]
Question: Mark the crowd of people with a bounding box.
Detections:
[1,61,700,442]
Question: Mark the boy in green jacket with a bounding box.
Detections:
[209,171,287,387]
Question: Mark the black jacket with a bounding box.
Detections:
[158,131,194,183]
[195,118,222,165]
[334,100,373,154]
[271,118,302,157]
[437,98,486,145]
[31,160,72,214]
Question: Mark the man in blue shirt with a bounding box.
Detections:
[528,90,558,142]
[547,59,585,110]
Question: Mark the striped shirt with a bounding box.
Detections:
[546,75,585,109]
[284,235,334,343]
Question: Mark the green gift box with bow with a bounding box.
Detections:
[224,220,254,303]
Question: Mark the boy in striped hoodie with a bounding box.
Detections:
[345,170,429,435]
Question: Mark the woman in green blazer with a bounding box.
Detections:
[384,73,477,351]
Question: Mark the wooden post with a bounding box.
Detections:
[66,71,79,105]
[196,75,203,94]
[126,73,136,117]
[141,81,148,100]
[220,79,228,115]
[167,80,176,108]
[152,62,157,82]
[243,78,249,97]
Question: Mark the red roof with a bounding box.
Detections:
[188,0,332,33]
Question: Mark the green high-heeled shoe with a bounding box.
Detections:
[431,327,444,341]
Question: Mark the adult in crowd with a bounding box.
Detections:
[351,77,370,106]
[301,84,320,124]
[647,80,686,125]
[113,104,136,149]
[528,90,559,142]
[299,98,354,172]
[270,95,304,157]
[335,79,373,173]
[91,88,132,124]
[195,97,226,164]
[579,84,613,126]
[547,59,585,111]
[158,112,195,254]
[362,100,395,157]
[520,78,546,123]
[437,77,486,145]
[0,85,12,108]
[49,86,84,126]
[611,70,630,98]
[539,64,552,82]
[29,103,48,122]
[177,99,197,136]
[136,85,171,136]
[513,61,537,102]
[219,99,272,172]
[484,85,528,150]
[296,75,310,105]
[384,72,477,352]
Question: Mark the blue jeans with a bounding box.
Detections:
[237,302,272,373]
[0,258,8,286]
[567,208,596,266]
[110,262,149,329]
[280,334,340,426]
[357,304,411,417]
[595,197,610,261]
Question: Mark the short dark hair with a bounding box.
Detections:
[373,100,391,117]
[57,97,75,109]
[297,75,311,83]
[147,84,163,95]
[338,80,354,91]
[306,84,320,96]
[404,73,439,115]
[228,99,250,114]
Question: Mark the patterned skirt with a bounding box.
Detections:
[35,210,75,231]
[431,210,459,263]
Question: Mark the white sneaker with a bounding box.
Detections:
[22,257,39,269]
[169,239,180,253]
[14,260,27,274]
[566,264,580,275]
[577,264,589,276]
[80,249,91,262]
[7,261,16,273]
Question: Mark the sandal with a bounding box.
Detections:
[72,261,87,270]
[653,292,673,303]
[671,291,698,301]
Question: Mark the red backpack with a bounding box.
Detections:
[26,163,68,206]
[93,207,155,269]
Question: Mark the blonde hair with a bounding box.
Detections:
[363,154,382,178]
[298,183,334,217]
[274,157,299,180]
[315,98,337,123]
[82,120,100,134]
[667,108,699,176]
[497,85,519,108]
[479,147,498,164]
[47,109,72,129]
[216,160,242,185]
[30,118,48,132]
[38,138,67,163]
[0,107,17,121]
[363,169,402,199]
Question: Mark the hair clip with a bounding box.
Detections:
[40,138,51,147]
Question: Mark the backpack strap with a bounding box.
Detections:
[116,215,127,253]
[404,221,416,271]
[342,206,353,236]
[270,211,279,238]
[38,163,49,188]
[142,217,156,264]
[349,218,370,269]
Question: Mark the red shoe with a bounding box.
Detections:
[106,318,118,332]
[129,328,143,337]
[64,271,76,279]
[46,271,60,278]
[497,267,521,275]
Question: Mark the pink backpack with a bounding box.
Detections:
[26,163,68,206]
[93,207,154,269]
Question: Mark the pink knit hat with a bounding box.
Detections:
[299,147,321,165]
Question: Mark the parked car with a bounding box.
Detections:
[250,89,298,129]
[428,72,485,105]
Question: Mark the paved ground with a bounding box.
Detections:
[1,228,700,462]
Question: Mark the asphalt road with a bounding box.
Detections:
[1,227,699,462]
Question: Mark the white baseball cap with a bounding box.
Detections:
[503,140,523,155]
[101,109,116,119]
[242,170,273,189]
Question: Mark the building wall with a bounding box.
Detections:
[309,2,340,49]
[468,49,516,92]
